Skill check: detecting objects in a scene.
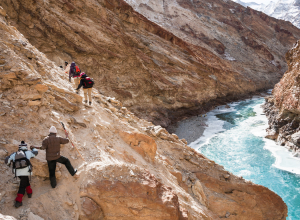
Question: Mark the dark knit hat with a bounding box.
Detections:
[19,141,27,147]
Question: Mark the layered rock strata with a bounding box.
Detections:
[125,0,300,89]
[1,0,300,128]
[0,9,287,219]
[264,39,300,157]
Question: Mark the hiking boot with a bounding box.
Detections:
[84,100,87,104]
[26,186,32,198]
[14,201,22,208]
[15,194,23,208]
[73,169,79,179]
[72,169,78,176]
[50,177,57,188]
[89,101,92,105]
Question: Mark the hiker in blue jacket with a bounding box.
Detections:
[5,141,38,208]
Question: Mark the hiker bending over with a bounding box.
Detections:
[75,72,94,105]
[31,126,77,188]
[69,61,81,91]
[5,141,38,208]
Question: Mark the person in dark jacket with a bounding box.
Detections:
[75,72,93,105]
[69,62,81,91]
[5,141,38,208]
[31,126,77,188]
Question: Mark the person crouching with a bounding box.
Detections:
[5,141,38,208]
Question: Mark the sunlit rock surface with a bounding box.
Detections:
[1,0,300,128]
[0,9,287,219]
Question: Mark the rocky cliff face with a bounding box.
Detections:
[125,0,300,82]
[264,39,300,157]
[1,0,300,129]
[0,8,288,220]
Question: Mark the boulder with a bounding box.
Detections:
[30,151,49,178]
[265,129,279,140]
[119,131,157,161]
[195,172,287,219]
[192,180,207,206]
[81,165,187,220]
[80,197,104,220]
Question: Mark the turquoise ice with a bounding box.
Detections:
[191,98,300,220]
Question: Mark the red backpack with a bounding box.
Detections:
[84,77,94,88]
[74,66,81,76]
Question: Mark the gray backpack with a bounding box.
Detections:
[11,149,32,178]
[14,150,31,169]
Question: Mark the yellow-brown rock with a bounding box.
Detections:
[80,165,187,220]
[27,100,41,106]
[192,180,207,206]
[195,172,287,219]
[120,131,157,161]
[0,3,288,220]
[1,0,300,128]
[21,93,42,101]
[34,84,48,93]
[80,197,104,220]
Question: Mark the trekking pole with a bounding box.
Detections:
[60,122,85,161]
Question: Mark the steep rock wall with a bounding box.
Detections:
[125,0,300,86]
[264,40,300,156]
[0,10,287,220]
[1,0,299,128]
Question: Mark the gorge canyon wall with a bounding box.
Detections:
[0,6,289,220]
[1,0,300,128]
[264,39,300,158]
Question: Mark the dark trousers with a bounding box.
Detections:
[47,156,75,179]
[18,176,30,195]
